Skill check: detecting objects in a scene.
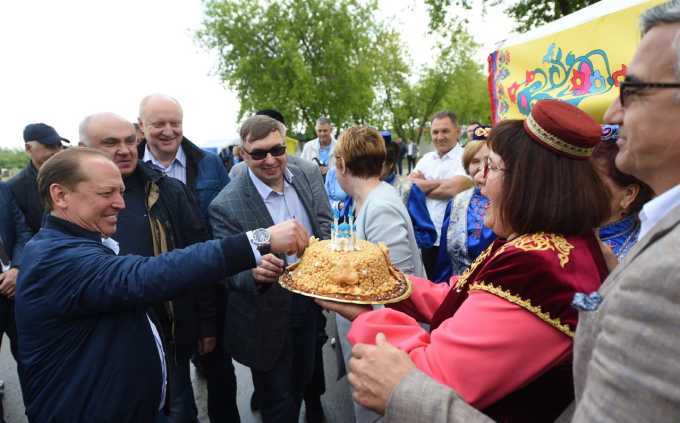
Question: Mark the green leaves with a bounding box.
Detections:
[199,0,380,138]
[424,0,599,33]
[198,0,490,142]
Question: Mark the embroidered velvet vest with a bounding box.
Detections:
[431,232,608,422]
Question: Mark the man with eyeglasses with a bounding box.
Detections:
[341,2,680,422]
[209,115,330,423]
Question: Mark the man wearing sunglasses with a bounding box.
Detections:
[209,115,331,423]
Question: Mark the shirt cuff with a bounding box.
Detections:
[246,230,263,265]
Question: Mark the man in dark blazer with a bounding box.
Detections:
[209,115,331,423]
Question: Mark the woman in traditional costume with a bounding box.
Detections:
[322,100,611,422]
[591,142,653,259]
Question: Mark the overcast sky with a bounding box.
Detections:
[0,0,514,149]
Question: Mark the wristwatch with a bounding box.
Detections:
[251,228,272,255]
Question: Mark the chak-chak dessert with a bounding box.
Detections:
[279,206,411,304]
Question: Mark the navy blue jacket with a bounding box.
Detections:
[8,162,43,234]
[0,182,31,267]
[15,215,254,423]
[139,137,230,220]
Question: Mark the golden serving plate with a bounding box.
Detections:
[279,261,413,305]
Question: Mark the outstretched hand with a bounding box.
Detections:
[315,299,371,321]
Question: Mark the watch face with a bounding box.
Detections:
[253,228,269,244]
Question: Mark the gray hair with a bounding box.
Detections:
[316,117,332,127]
[431,111,458,126]
[641,1,680,81]
[239,115,287,146]
[78,112,133,146]
[78,115,94,146]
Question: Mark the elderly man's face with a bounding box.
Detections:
[315,123,332,145]
[86,116,139,177]
[604,23,680,194]
[140,97,183,158]
[59,157,125,237]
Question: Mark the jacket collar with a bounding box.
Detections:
[134,160,165,184]
[25,161,38,177]
[44,214,101,242]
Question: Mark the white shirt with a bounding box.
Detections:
[101,237,167,410]
[143,144,187,184]
[248,168,314,264]
[414,144,468,245]
[639,183,680,240]
[301,138,337,168]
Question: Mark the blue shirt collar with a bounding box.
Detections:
[247,167,294,201]
[143,143,186,169]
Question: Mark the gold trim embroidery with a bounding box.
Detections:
[526,114,593,158]
[495,232,574,268]
[470,281,574,338]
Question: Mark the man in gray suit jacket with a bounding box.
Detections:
[346,2,680,421]
[209,115,331,423]
[230,143,332,238]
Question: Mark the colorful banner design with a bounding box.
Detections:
[487,0,665,124]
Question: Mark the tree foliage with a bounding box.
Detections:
[199,0,383,138]
[425,0,599,33]
[0,148,28,171]
[199,0,490,143]
[373,25,490,144]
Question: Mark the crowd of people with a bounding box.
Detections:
[1,1,680,423]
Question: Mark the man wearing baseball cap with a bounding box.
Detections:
[8,123,68,234]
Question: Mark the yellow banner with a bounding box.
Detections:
[488,0,666,123]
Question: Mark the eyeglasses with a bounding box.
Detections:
[243,144,286,160]
[483,157,506,178]
[619,81,680,107]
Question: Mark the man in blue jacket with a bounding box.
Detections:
[137,94,230,220]
[14,147,308,423]
[0,182,32,423]
[136,94,237,422]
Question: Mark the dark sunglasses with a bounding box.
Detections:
[619,81,680,107]
[243,144,286,160]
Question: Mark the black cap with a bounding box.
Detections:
[256,109,285,125]
[23,123,70,146]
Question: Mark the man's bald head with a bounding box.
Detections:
[138,94,183,121]
[138,94,184,162]
[79,113,139,176]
